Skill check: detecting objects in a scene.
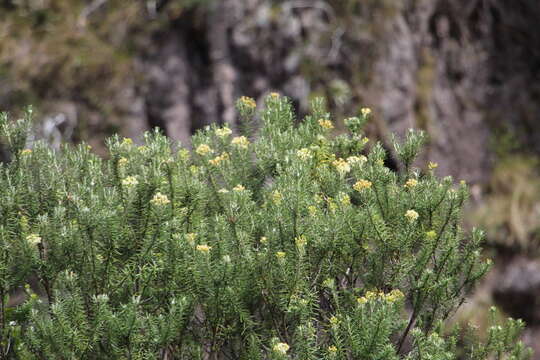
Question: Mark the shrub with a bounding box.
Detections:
[0,96,532,359]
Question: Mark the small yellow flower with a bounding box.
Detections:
[20,149,32,155]
[186,233,197,245]
[308,205,317,216]
[233,184,245,192]
[318,119,334,130]
[231,136,250,149]
[385,289,405,303]
[426,230,437,239]
[26,233,41,246]
[346,155,367,165]
[209,152,230,166]
[295,235,307,248]
[332,158,351,175]
[337,192,351,206]
[215,126,233,138]
[357,297,368,305]
[272,190,283,205]
[275,251,286,259]
[297,148,313,160]
[260,236,268,244]
[218,188,230,193]
[365,290,379,301]
[329,316,339,326]
[122,176,138,187]
[270,92,280,98]
[196,144,213,156]
[328,345,338,353]
[405,209,419,223]
[118,157,128,167]
[121,138,133,146]
[138,145,148,153]
[178,148,190,161]
[404,178,418,188]
[361,107,372,116]
[196,244,212,253]
[150,192,170,206]
[353,179,372,192]
[273,342,290,354]
[428,161,438,170]
[239,96,257,109]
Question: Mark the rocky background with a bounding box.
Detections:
[1,0,540,354]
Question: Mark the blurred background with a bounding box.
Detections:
[1,0,540,353]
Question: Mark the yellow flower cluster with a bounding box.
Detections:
[231,136,250,149]
[428,161,438,170]
[318,119,334,130]
[215,126,233,138]
[295,235,307,248]
[332,158,351,175]
[209,152,230,166]
[361,107,372,116]
[118,157,128,167]
[121,138,133,146]
[308,205,317,216]
[233,184,245,192]
[346,155,367,165]
[150,192,170,206]
[404,178,418,188]
[20,149,32,156]
[196,144,213,156]
[328,345,338,353]
[353,179,372,192]
[218,188,230,194]
[297,148,313,160]
[270,92,280,99]
[122,176,138,187]
[26,233,41,246]
[357,289,404,304]
[426,230,437,239]
[272,190,283,205]
[273,342,290,354]
[405,209,419,223]
[196,244,212,253]
[275,251,286,259]
[337,192,351,206]
[239,96,257,109]
[186,233,197,245]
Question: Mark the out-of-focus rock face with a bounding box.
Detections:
[139,0,539,183]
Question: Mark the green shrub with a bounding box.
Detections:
[0,96,532,359]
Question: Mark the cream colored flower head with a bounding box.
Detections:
[297,148,313,160]
[353,179,372,192]
[428,161,438,170]
[233,184,245,192]
[122,176,138,187]
[361,107,372,116]
[118,157,128,167]
[405,209,419,223]
[346,155,367,165]
[195,144,213,156]
[150,192,170,206]
[318,119,334,130]
[215,126,232,138]
[231,136,250,149]
[332,158,351,175]
[196,244,212,253]
[404,178,418,188]
[26,233,41,246]
[273,342,290,354]
[275,251,286,259]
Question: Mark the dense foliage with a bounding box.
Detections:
[0,96,532,359]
